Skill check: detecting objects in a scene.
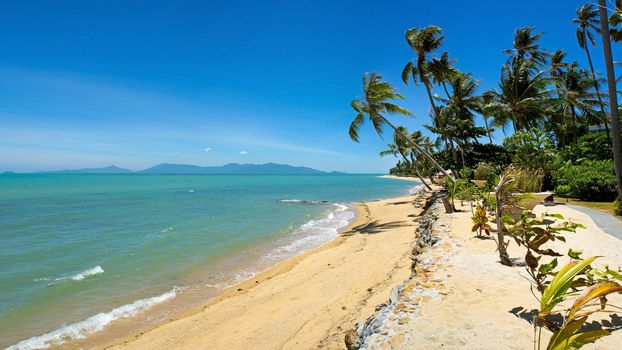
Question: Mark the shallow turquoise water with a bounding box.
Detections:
[0,174,416,349]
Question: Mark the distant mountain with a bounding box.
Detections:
[41,165,133,174]
[29,163,341,175]
[140,162,331,175]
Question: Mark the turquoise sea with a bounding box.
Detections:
[0,174,418,349]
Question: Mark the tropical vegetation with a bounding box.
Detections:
[347,2,622,348]
[347,3,622,214]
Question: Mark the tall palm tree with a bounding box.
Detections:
[574,3,611,139]
[557,63,602,143]
[550,49,569,93]
[349,72,454,182]
[479,90,496,143]
[401,26,456,156]
[598,0,622,206]
[436,73,486,166]
[548,50,574,145]
[427,51,458,98]
[503,26,547,66]
[489,58,551,131]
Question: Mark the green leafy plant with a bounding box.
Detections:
[506,211,622,349]
[553,160,617,201]
[508,212,584,292]
[493,167,518,266]
[536,258,622,350]
[471,206,492,237]
[445,177,465,211]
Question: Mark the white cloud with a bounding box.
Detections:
[204,147,212,152]
[239,150,247,155]
[171,152,180,157]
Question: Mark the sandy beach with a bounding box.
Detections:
[102,192,426,350]
[86,187,622,350]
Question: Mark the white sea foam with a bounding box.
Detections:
[275,199,330,205]
[7,289,178,350]
[71,266,104,281]
[267,203,354,260]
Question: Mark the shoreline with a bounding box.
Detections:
[99,191,424,350]
[9,202,369,350]
[98,202,372,349]
[8,175,422,350]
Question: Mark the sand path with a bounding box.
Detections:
[394,202,622,349]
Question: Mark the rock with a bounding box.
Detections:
[344,328,359,350]
[389,285,402,304]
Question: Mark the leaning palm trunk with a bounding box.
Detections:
[383,117,455,184]
[397,150,432,191]
[598,0,622,206]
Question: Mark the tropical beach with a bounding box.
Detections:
[5,0,622,349]
[68,186,622,349]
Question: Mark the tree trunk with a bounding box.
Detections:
[398,150,432,191]
[448,138,459,163]
[583,28,612,142]
[383,117,456,184]
[598,0,622,206]
[484,116,493,143]
[442,81,451,99]
[495,193,512,266]
[571,106,579,144]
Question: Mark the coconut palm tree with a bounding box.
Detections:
[503,26,548,66]
[436,73,486,166]
[598,0,622,207]
[427,51,458,98]
[349,72,454,182]
[574,3,611,139]
[401,26,456,155]
[556,63,602,143]
[489,58,551,131]
[479,90,496,143]
[550,49,569,92]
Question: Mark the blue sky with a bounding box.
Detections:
[0,0,617,173]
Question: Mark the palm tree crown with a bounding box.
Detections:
[503,26,547,66]
[573,3,600,49]
[489,59,551,131]
[349,72,411,142]
[427,51,458,97]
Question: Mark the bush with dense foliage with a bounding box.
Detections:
[557,132,614,163]
[503,130,556,172]
[435,143,511,172]
[553,160,618,201]
[473,162,496,180]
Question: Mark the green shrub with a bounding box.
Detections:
[434,143,511,172]
[503,129,555,172]
[557,133,614,163]
[553,160,617,201]
[459,167,473,180]
[473,162,494,180]
[577,133,613,161]
[513,168,544,193]
[614,198,622,216]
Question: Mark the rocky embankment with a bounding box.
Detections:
[345,191,459,349]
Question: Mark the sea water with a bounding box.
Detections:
[0,174,417,349]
